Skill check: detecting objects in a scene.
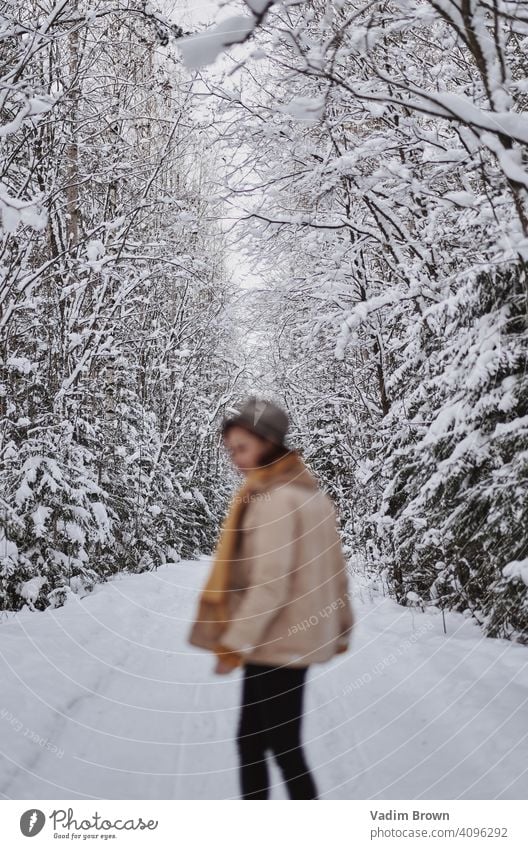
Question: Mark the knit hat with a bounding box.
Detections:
[221,396,289,446]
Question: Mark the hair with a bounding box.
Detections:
[258,441,291,467]
[220,419,240,440]
[221,421,292,467]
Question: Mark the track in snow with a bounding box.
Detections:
[0,559,526,799]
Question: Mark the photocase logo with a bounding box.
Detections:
[20,808,45,836]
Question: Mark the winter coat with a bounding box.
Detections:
[189,468,355,669]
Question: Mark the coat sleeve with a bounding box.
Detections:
[219,489,297,656]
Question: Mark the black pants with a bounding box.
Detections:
[236,662,318,799]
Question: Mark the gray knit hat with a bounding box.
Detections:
[221,396,289,446]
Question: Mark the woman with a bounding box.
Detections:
[188,396,355,800]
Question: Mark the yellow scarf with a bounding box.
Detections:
[195,449,318,638]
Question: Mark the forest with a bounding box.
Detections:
[1,0,527,645]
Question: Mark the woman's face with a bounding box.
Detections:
[223,426,270,473]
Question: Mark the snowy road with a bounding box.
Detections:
[0,559,526,800]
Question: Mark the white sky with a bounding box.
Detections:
[158,0,274,392]
[161,0,265,294]
[166,0,218,28]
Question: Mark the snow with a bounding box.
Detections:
[422,401,460,442]
[0,531,18,566]
[17,575,47,605]
[0,184,46,233]
[409,90,528,145]
[31,505,52,537]
[61,521,85,545]
[6,356,35,374]
[0,559,526,799]
[27,95,55,116]
[503,559,528,587]
[177,16,256,69]
[85,239,105,263]
[442,191,477,208]
[481,132,528,190]
[15,480,33,506]
[278,95,326,123]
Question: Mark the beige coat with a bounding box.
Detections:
[216,478,355,668]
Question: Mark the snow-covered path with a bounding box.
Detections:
[0,559,526,800]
